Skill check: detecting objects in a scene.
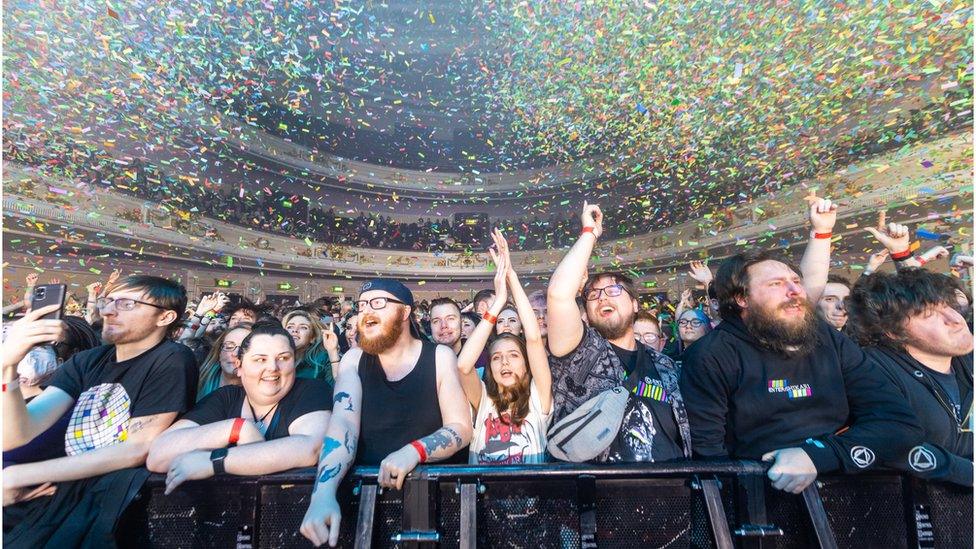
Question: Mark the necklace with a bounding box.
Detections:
[247,397,280,430]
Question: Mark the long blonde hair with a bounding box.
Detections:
[282,309,332,383]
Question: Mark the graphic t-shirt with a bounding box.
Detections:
[182,378,333,440]
[469,381,552,464]
[49,340,198,455]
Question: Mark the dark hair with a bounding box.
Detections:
[110,275,187,331]
[713,250,799,320]
[825,274,851,290]
[53,317,101,363]
[225,298,262,321]
[461,311,480,327]
[485,333,531,425]
[472,289,495,310]
[582,272,638,302]
[847,268,959,350]
[236,321,297,359]
[429,297,461,316]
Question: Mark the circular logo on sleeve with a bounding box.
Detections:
[850,446,875,468]
[909,446,937,472]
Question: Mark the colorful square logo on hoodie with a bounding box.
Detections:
[767,379,812,399]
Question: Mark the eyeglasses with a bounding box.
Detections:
[678,319,705,328]
[635,333,661,344]
[221,342,241,353]
[585,284,627,301]
[355,297,407,311]
[95,297,169,312]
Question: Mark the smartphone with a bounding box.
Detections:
[32,284,67,320]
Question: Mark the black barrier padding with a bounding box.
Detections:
[477,479,580,548]
[256,483,360,548]
[926,482,974,549]
[437,483,461,549]
[117,480,256,548]
[595,478,696,548]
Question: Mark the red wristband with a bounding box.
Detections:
[916,257,928,266]
[580,226,596,237]
[2,380,20,392]
[229,417,245,445]
[482,311,498,324]
[410,440,428,463]
[890,249,913,261]
[813,232,832,239]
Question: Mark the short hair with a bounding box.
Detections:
[527,290,547,307]
[847,268,959,350]
[461,311,480,326]
[237,321,296,359]
[582,272,638,302]
[634,310,660,331]
[429,297,461,316]
[472,289,495,310]
[225,298,261,320]
[110,275,187,331]
[713,250,799,320]
[825,274,851,290]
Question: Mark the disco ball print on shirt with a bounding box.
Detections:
[65,383,131,456]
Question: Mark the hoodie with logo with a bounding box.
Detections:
[679,315,923,473]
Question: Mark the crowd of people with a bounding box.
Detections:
[6,125,743,252]
[2,198,973,548]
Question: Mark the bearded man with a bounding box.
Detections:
[545,203,692,463]
[301,279,472,547]
[679,250,923,493]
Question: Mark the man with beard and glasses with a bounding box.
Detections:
[847,268,973,486]
[301,279,472,547]
[545,203,692,463]
[2,276,197,547]
[679,249,923,494]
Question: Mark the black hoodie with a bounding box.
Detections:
[679,315,923,473]
[866,347,973,486]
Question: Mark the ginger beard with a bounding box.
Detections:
[744,295,818,357]
[357,310,406,355]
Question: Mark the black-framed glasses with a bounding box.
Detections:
[635,332,661,344]
[678,319,705,328]
[356,297,407,311]
[585,284,626,301]
[95,296,169,312]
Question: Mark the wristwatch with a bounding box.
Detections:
[210,448,229,475]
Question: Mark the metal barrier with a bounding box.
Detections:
[116,462,971,548]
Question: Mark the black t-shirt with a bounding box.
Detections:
[50,339,198,455]
[927,368,962,421]
[181,378,333,440]
[608,344,684,462]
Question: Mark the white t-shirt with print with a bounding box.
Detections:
[469,380,552,465]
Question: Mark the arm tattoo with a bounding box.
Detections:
[334,391,354,411]
[343,431,357,454]
[127,416,156,435]
[421,426,463,455]
[316,464,342,485]
[319,437,342,461]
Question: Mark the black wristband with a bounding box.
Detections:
[210,448,229,474]
[891,253,914,263]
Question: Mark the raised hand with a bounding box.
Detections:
[865,213,911,254]
[919,245,950,263]
[805,193,838,233]
[688,260,713,286]
[580,201,604,239]
[487,230,510,309]
[195,294,219,316]
[212,292,231,313]
[106,269,122,286]
[86,281,103,297]
[2,304,65,372]
[865,249,889,272]
[25,273,38,287]
[680,288,694,307]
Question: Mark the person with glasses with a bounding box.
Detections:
[301,278,472,546]
[675,306,713,356]
[846,268,973,486]
[2,276,198,547]
[543,202,691,463]
[147,322,333,494]
[196,323,254,401]
[633,311,666,354]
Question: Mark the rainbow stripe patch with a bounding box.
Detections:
[768,379,786,390]
[632,380,669,403]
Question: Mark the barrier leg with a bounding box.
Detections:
[459,483,478,549]
[801,483,838,549]
[697,477,734,549]
[903,476,936,549]
[578,475,597,549]
[734,472,782,548]
[392,478,440,547]
[354,484,377,549]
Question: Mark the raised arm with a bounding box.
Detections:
[860,249,889,278]
[457,236,509,409]
[800,194,838,303]
[500,231,552,414]
[301,351,364,547]
[547,203,602,357]
[865,213,921,269]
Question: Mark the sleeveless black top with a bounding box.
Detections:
[357,340,463,465]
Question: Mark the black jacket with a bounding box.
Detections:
[867,347,973,486]
[679,316,924,473]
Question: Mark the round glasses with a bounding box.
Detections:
[221,342,241,353]
[635,333,661,344]
[585,284,626,301]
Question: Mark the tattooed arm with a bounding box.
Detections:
[301,350,363,547]
[3,411,177,503]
